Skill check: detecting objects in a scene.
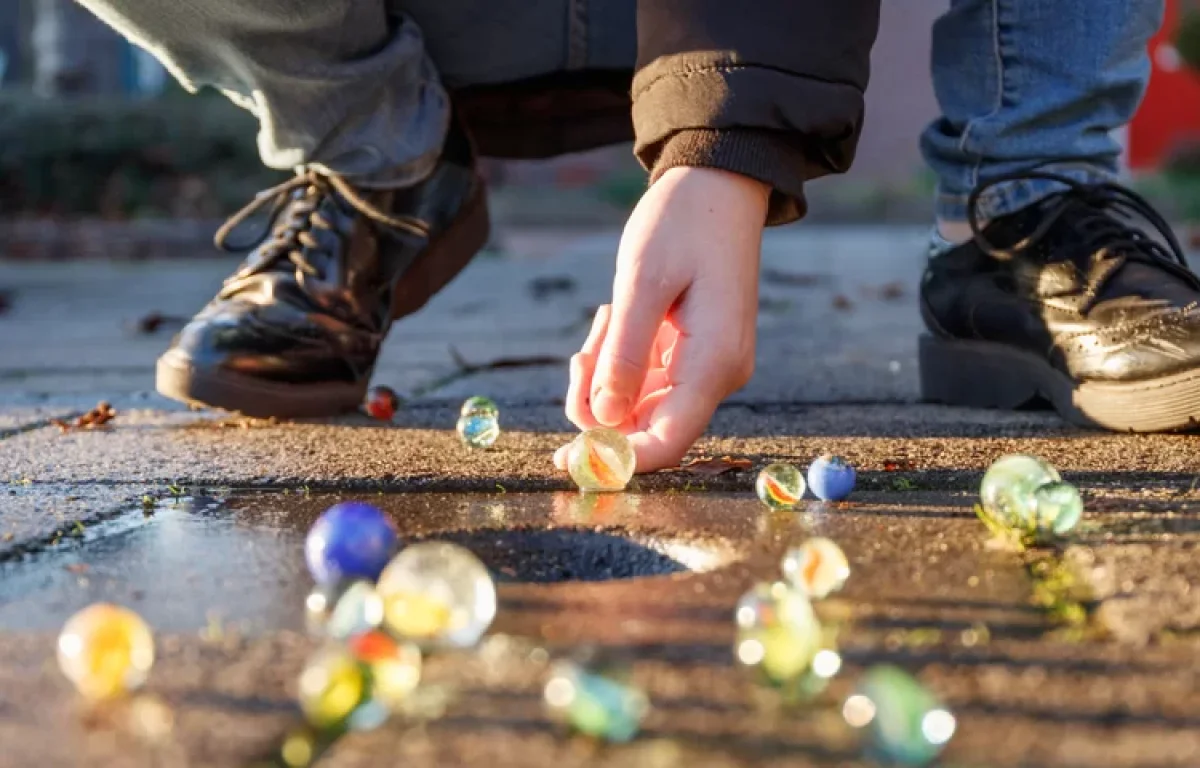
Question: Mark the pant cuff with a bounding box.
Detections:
[935,163,1116,223]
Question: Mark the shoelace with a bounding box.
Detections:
[967,170,1190,268]
[213,170,431,282]
[967,170,1194,311]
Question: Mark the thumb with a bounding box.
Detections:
[590,270,676,427]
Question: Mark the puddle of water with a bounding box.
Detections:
[0,492,758,632]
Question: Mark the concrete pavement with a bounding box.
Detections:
[2,226,1200,767]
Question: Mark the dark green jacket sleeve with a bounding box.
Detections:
[632,0,881,225]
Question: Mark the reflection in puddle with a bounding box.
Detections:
[0,492,754,632]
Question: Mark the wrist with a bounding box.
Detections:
[656,166,771,222]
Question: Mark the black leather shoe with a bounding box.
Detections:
[920,171,1200,432]
[155,124,488,418]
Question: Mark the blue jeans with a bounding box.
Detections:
[922,0,1165,224]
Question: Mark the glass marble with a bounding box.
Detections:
[566,427,636,492]
[756,463,806,509]
[347,630,422,708]
[544,660,649,743]
[782,537,850,599]
[734,582,822,683]
[298,646,367,729]
[460,396,499,419]
[457,413,501,449]
[305,502,398,586]
[280,728,318,768]
[1032,481,1084,536]
[806,455,856,501]
[305,581,384,640]
[57,603,155,701]
[843,665,956,766]
[376,541,497,649]
[297,634,423,733]
[363,386,399,421]
[979,454,1061,528]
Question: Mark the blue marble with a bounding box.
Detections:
[305,502,398,585]
[807,455,856,501]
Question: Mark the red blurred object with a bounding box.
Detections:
[1127,0,1200,170]
[364,386,399,421]
[349,630,399,661]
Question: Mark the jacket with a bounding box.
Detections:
[454,0,881,225]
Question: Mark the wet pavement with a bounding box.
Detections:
[1,485,1198,767]
[3,227,1200,766]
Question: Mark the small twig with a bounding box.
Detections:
[448,346,566,374]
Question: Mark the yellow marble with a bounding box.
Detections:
[57,603,154,700]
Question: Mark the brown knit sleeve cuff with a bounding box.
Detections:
[644,128,811,226]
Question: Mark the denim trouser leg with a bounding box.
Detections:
[920,0,1165,224]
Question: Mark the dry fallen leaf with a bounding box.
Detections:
[832,294,854,311]
[677,456,753,476]
[52,401,118,433]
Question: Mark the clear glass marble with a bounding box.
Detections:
[843,665,956,766]
[460,396,499,419]
[1032,481,1084,536]
[298,646,367,729]
[305,581,384,640]
[58,603,155,701]
[734,582,822,683]
[566,427,636,492]
[544,659,649,742]
[376,542,497,649]
[782,537,850,599]
[755,463,806,509]
[979,454,1060,528]
[457,413,501,449]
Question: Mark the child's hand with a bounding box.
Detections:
[555,166,769,473]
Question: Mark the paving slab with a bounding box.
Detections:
[0,489,1197,767]
[4,225,1200,766]
[0,227,930,405]
[3,402,1200,492]
[0,482,152,560]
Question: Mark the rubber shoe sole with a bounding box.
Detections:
[919,333,1200,432]
[156,181,491,418]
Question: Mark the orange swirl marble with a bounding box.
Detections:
[566,428,636,492]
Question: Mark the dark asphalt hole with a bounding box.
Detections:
[418,528,723,583]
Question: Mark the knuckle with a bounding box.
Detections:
[711,341,754,389]
[599,350,647,384]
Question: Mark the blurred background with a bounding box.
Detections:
[3,0,1200,260]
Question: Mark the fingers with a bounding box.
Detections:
[590,261,678,427]
[626,315,755,473]
[564,305,611,431]
[625,338,727,472]
[582,304,612,355]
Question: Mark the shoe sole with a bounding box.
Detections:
[155,181,491,418]
[919,333,1200,432]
